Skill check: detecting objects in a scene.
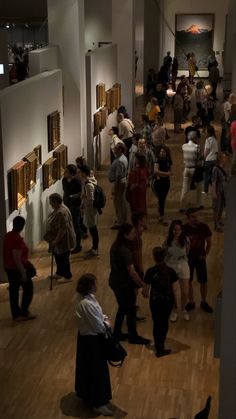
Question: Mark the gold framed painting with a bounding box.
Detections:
[47,111,61,152]
[53,144,68,179]
[23,151,37,191]
[94,111,102,136]
[42,157,57,191]
[100,107,108,129]
[96,83,106,108]
[34,145,42,167]
[8,160,27,213]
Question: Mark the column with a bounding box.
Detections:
[223,0,236,91]
[112,0,135,119]
[143,0,164,88]
[218,176,236,418]
[47,0,87,160]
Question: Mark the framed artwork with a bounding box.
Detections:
[106,89,112,114]
[113,83,121,108]
[53,144,68,179]
[96,83,106,108]
[100,107,108,129]
[23,151,37,191]
[42,157,57,191]
[47,111,61,152]
[175,14,214,70]
[8,160,27,213]
[33,145,42,167]
[94,111,101,136]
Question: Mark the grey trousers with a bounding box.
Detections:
[180,168,202,209]
[113,180,127,225]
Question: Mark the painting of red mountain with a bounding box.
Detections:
[175,14,214,70]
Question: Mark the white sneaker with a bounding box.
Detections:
[84,249,99,259]
[170,312,178,322]
[182,310,190,321]
[94,405,113,416]
[56,277,72,284]
[48,274,62,280]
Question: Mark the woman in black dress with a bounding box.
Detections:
[151,146,173,225]
[75,274,112,416]
[109,224,149,345]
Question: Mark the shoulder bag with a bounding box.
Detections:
[103,323,127,367]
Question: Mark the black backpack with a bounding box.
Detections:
[93,184,106,214]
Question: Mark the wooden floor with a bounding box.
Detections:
[0,88,225,419]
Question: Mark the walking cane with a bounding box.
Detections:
[50,247,54,291]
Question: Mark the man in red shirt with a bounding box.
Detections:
[3,216,35,321]
[183,208,213,313]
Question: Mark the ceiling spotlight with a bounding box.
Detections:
[6,23,10,29]
[25,23,29,28]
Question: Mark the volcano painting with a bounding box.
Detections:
[175,14,214,70]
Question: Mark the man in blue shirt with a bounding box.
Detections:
[109,143,128,229]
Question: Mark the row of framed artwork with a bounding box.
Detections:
[8,143,68,214]
[94,83,121,136]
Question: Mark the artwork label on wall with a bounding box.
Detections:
[47,111,61,152]
[53,144,68,180]
[8,160,27,213]
[175,14,214,70]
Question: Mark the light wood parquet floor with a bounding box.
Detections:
[0,86,226,419]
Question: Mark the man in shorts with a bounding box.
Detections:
[183,208,213,313]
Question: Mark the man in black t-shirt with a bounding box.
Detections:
[62,164,82,253]
[144,247,178,357]
[185,115,201,144]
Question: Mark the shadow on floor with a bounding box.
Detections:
[146,337,190,356]
[60,393,128,418]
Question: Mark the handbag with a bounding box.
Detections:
[25,260,37,278]
[103,323,127,367]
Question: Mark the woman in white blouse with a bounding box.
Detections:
[204,125,218,194]
[163,220,190,322]
[75,274,112,416]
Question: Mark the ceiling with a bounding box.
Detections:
[0,0,47,21]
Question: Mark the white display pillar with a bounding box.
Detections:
[47,0,87,160]
[112,0,135,119]
[223,0,236,91]
[218,175,236,418]
[143,0,164,87]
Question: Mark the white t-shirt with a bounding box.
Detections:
[204,136,218,161]
[119,118,135,139]
[224,101,231,122]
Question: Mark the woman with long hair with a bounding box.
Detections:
[109,224,149,345]
[163,220,190,322]
[75,274,113,416]
[127,153,149,217]
[151,146,172,225]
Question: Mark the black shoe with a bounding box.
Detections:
[179,209,185,213]
[185,302,196,312]
[71,245,82,254]
[156,349,171,358]
[195,205,204,210]
[201,301,213,313]
[129,335,150,345]
[136,315,146,322]
[115,333,129,341]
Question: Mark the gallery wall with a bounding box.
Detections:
[0,69,63,281]
[163,0,228,76]
[84,0,112,52]
[86,44,118,168]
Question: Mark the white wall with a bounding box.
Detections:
[0,70,63,271]
[163,0,228,76]
[48,0,87,161]
[86,44,118,168]
[29,47,58,77]
[135,0,144,84]
[85,0,112,52]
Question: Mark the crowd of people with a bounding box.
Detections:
[3,49,234,417]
